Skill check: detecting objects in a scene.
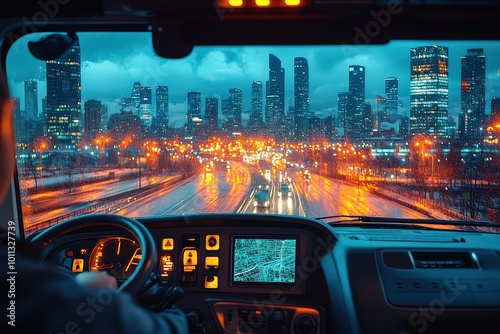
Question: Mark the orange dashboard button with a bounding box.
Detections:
[183,249,198,266]
[72,259,84,273]
[162,238,174,251]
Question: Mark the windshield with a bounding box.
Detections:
[7,33,500,236]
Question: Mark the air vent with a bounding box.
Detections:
[411,252,479,269]
[367,235,466,242]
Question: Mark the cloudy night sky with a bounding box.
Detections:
[6,32,500,128]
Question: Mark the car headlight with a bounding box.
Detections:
[265,201,269,207]
[288,191,292,197]
[254,201,258,206]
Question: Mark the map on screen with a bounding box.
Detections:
[233,238,296,283]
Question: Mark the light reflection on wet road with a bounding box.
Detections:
[118,163,251,217]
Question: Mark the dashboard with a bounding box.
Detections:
[39,214,500,334]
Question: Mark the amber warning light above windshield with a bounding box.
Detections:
[219,0,308,8]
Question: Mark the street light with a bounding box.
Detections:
[39,143,47,187]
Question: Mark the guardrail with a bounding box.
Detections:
[365,183,474,221]
[25,174,184,235]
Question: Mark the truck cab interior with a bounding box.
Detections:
[2,1,500,333]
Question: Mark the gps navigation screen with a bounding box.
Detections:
[233,238,296,283]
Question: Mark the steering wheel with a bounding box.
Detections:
[30,214,157,296]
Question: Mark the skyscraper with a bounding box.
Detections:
[139,86,152,128]
[24,80,38,120]
[385,77,399,119]
[338,92,355,138]
[265,95,281,137]
[229,88,243,127]
[410,45,449,139]
[269,54,285,118]
[460,48,486,139]
[121,97,132,111]
[101,104,108,131]
[348,65,366,141]
[374,96,388,131]
[187,92,201,133]
[349,65,365,105]
[46,36,81,145]
[131,82,141,114]
[294,57,310,141]
[156,86,169,136]
[205,97,218,132]
[250,81,263,128]
[492,97,500,117]
[84,99,102,135]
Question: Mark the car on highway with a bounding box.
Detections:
[2,1,500,334]
[253,189,270,209]
[278,183,292,198]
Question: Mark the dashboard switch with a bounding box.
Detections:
[182,247,199,284]
[162,238,174,251]
[206,235,220,251]
[160,255,174,279]
[204,275,219,289]
[205,256,219,269]
[183,249,198,266]
[72,259,84,273]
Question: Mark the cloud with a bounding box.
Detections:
[6,33,500,124]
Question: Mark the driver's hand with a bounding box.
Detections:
[75,271,118,290]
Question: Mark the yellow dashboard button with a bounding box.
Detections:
[72,259,84,273]
[206,235,220,251]
[205,256,219,269]
[162,238,174,251]
[204,275,218,289]
[183,249,198,266]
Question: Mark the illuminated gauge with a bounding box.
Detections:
[89,237,141,281]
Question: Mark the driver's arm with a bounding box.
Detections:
[2,252,188,334]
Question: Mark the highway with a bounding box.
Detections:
[238,167,429,219]
[116,162,252,217]
[29,174,180,223]
[24,162,435,234]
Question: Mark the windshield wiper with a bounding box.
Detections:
[315,215,500,228]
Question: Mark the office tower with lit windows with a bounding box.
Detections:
[385,77,399,119]
[410,45,449,139]
[101,104,108,131]
[269,54,285,119]
[348,65,367,141]
[349,65,365,105]
[131,82,141,114]
[84,99,102,135]
[338,92,355,138]
[374,96,388,131]
[265,95,281,137]
[46,36,81,145]
[156,86,169,136]
[229,88,243,127]
[25,80,38,120]
[492,97,500,117]
[205,97,219,132]
[460,49,486,140]
[249,81,263,128]
[139,86,153,128]
[187,91,201,134]
[294,57,310,141]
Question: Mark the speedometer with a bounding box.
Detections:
[89,237,141,281]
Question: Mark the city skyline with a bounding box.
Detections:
[7,33,500,129]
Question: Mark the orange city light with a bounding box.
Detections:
[256,0,270,6]
[219,0,306,8]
